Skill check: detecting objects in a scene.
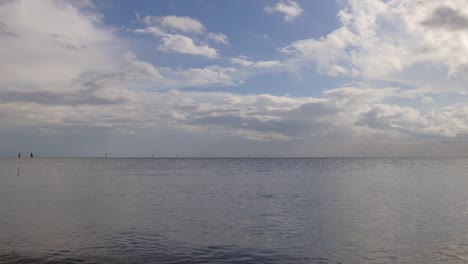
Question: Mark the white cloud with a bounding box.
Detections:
[231,57,254,67]
[280,27,358,76]
[154,87,468,142]
[3,0,468,156]
[265,0,303,23]
[122,52,163,81]
[133,14,228,57]
[208,32,229,44]
[138,14,205,34]
[280,0,468,89]
[158,34,218,58]
[133,26,165,36]
[158,16,205,33]
[355,103,468,139]
[421,96,435,104]
[253,60,283,68]
[421,6,468,31]
[161,66,239,88]
[0,0,239,135]
[0,0,119,85]
[230,57,283,68]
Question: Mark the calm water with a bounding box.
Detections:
[1,158,468,263]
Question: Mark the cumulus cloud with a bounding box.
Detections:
[147,91,337,141]
[9,82,467,144]
[158,34,218,58]
[0,0,239,131]
[134,14,227,57]
[3,0,468,156]
[422,6,468,31]
[137,14,205,34]
[265,0,303,23]
[355,103,468,139]
[158,16,205,33]
[152,87,468,142]
[0,0,118,85]
[280,0,468,88]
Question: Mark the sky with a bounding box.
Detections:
[1,0,468,157]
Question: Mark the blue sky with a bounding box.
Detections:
[101,0,344,97]
[1,0,468,157]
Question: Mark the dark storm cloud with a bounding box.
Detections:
[422,6,468,31]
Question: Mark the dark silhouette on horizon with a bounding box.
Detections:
[30,152,34,158]
[18,152,21,158]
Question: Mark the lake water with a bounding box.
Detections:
[1,158,468,263]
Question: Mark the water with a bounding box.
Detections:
[1,158,468,263]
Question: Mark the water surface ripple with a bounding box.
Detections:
[2,157,468,263]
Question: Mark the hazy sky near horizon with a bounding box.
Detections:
[1,0,468,157]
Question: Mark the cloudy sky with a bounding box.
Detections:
[1,0,468,157]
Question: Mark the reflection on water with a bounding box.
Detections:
[2,158,468,263]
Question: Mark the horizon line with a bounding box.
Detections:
[2,156,468,159]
